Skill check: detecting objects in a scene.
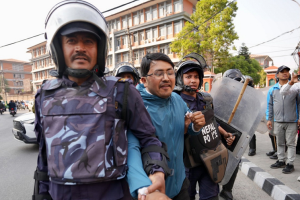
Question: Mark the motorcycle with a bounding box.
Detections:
[0,108,3,115]
[10,108,16,117]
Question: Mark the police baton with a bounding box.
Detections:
[227,78,250,124]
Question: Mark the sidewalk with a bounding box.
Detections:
[242,131,300,198]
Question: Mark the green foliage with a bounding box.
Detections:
[294,68,299,75]
[238,43,251,61]
[258,68,267,88]
[0,95,2,100]
[170,0,238,70]
[214,56,262,84]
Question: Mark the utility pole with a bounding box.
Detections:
[126,27,135,67]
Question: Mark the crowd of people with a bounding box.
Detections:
[30,1,299,200]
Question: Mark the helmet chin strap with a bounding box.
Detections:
[183,85,199,93]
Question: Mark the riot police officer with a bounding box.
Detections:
[32,1,169,200]
[175,54,235,200]
[113,62,140,86]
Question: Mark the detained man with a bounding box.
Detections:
[126,53,206,200]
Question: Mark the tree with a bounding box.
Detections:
[0,77,10,93]
[214,56,262,84]
[258,68,267,88]
[294,68,299,75]
[238,43,251,62]
[170,0,238,72]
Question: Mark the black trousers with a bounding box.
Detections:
[173,178,190,200]
[269,133,277,152]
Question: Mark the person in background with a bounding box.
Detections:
[267,66,300,174]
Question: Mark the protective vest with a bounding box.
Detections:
[183,92,228,183]
[39,77,129,185]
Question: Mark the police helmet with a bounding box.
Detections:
[223,69,245,82]
[113,62,140,85]
[175,53,206,92]
[45,0,109,78]
[243,75,254,87]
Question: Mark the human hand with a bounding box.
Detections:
[145,191,171,200]
[267,121,272,130]
[138,172,165,200]
[290,73,298,85]
[184,114,192,134]
[226,135,236,146]
[189,111,205,131]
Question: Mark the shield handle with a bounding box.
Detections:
[227,78,250,124]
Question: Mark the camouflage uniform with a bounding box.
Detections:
[34,75,162,200]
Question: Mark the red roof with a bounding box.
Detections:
[0,59,29,63]
[264,66,278,70]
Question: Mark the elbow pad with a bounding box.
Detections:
[141,142,174,178]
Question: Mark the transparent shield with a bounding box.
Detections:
[210,77,267,184]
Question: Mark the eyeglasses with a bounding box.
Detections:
[146,70,175,79]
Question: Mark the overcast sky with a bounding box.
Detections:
[0,0,299,71]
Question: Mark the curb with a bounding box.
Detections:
[240,157,300,200]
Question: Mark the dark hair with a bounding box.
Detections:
[140,53,174,77]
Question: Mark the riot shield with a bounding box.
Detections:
[210,77,267,185]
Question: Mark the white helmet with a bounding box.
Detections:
[45,0,109,77]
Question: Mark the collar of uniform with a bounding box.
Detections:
[62,75,95,87]
[180,92,196,102]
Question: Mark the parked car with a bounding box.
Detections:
[12,112,37,144]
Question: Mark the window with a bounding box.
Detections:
[153,46,158,53]
[140,10,144,23]
[122,37,127,46]
[167,24,172,35]
[116,54,121,63]
[153,28,158,38]
[174,0,181,12]
[108,22,112,32]
[145,8,151,21]
[128,16,132,27]
[204,82,209,91]
[122,18,127,28]
[134,14,139,25]
[146,29,151,39]
[159,4,165,17]
[160,47,165,54]
[123,53,128,62]
[14,74,24,79]
[152,6,157,19]
[134,34,138,42]
[166,44,171,54]
[147,48,152,54]
[134,52,139,60]
[116,19,121,30]
[159,26,165,36]
[12,64,23,71]
[42,71,45,78]
[109,38,112,49]
[139,32,144,41]
[116,38,121,47]
[167,3,172,14]
[174,22,180,34]
[269,79,275,86]
[112,21,115,29]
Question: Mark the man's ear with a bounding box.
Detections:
[141,77,148,87]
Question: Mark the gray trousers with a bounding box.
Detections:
[273,122,298,165]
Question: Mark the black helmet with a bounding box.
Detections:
[113,62,140,85]
[175,53,206,92]
[45,0,109,78]
[223,69,245,82]
[243,75,254,87]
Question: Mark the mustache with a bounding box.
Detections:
[71,53,91,62]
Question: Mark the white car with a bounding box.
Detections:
[12,112,37,144]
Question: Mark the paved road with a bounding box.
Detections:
[0,110,295,200]
[0,110,38,200]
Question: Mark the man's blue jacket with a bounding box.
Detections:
[126,84,200,198]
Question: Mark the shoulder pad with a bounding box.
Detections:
[199,92,213,102]
[42,79,63,90]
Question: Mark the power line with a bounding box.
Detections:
[251,49,294,54]
[178,0,237,40]
[248,26,300,48]
[0,0,145,49]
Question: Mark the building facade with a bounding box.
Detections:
[250,54,273,69]
[27,41,56,93]
[105,0,197,71]
[0,59,32,97]
[264,65,278,87]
